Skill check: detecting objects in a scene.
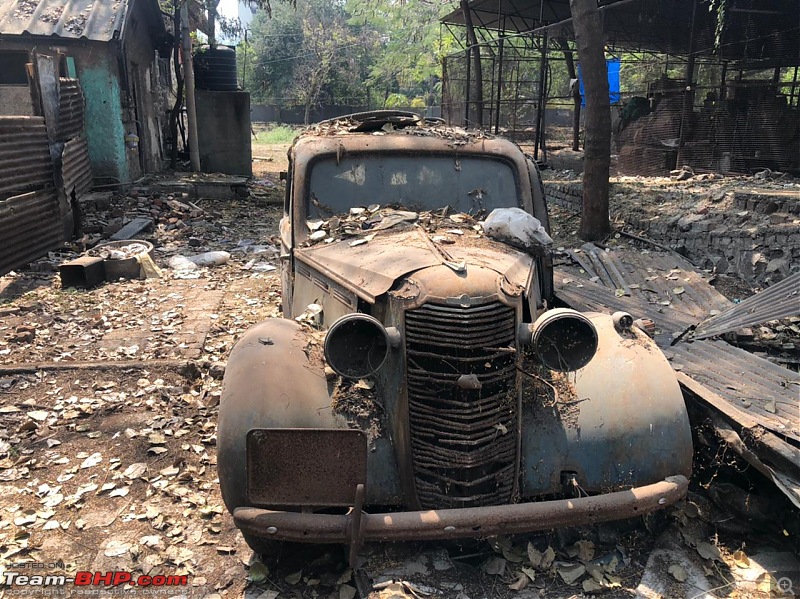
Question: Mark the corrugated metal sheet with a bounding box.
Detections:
[0,188,62,277]
[0,116,54,200]
[0,0,127,41]
[694,271,800,339]
[62,136,92,198]
[666,340,800,443]
[58,78,84,142]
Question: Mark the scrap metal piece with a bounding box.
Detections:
[693,271,800,340]
[60,255,105,288]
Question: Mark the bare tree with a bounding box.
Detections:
[569,0,611,241]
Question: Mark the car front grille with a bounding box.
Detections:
[405,301,518,509]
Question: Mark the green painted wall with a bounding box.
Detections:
[79,58,129,183]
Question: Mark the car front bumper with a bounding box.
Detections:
[234,475,688,554]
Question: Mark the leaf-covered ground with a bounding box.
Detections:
[0,164,797,598]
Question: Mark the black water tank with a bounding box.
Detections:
[194,46,238,91]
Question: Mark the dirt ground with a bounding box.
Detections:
[0,136,797,599]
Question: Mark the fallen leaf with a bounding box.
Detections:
[248,561,269,583]
[668,564,688,582]
[139,535,162,548]
[285,570,303,585]
[557,563,586,585]
[765,400,777,414]
[123,463,147,479]
[508,572,528,591]
[673,287,685,295]
[521,567,536,582]
[27,410,49,422]
[527,542,541,568]
[575,539,595,562]
[104,540,132,557]
[483,556,507,576]
[696,541,721,561]
[109,486,130,498]
[582,578,605,593]
[339,585,357,599]
[541,547,556,570]
[732,550,750,568]
[80,453,102,469]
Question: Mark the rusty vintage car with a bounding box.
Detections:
[218,111,692,562]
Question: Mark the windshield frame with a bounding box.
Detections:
[290,135,535,243]
[303,151,524,220]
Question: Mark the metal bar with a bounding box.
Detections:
[464,47,471,127]
[534,32,548,159]
[676,0,698,167]
[494,23,505,134]
[234,476,688,543]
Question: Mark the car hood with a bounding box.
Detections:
[294,226,534,303]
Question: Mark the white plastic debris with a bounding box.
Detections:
[480,208,553,255]
[168,255,198,272]
[185,251,231,266]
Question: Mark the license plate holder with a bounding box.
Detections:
[246,428,367,507]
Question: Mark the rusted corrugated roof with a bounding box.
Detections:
[0,0,128,41]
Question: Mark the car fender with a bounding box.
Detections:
[520,312,693,495]
[217,318,343,512]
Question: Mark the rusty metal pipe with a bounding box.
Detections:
[234,476,687,544]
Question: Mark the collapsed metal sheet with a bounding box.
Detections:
[694,271,800,339]
[0,189,62,277]
[667,339,800,443]
[62,136,92,198]
[0,116,54,200]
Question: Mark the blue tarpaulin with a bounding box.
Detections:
[577,57,621,107]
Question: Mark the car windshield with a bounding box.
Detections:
[307,154,520,218]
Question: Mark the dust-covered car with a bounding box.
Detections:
[217,111,692,562]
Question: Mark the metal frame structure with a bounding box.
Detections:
[441,0,800,173]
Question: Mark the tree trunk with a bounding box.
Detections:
[460,0,483,127]
[207,1,218,48]
[558,39,582,152]
[570,0,611,241]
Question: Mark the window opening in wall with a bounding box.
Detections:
[0,51,30,85]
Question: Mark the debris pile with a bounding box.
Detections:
[302,205,480,247]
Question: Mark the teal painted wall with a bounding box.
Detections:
[79,57,129,183]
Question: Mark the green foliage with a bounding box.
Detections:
[255,124,302,144]
[385,93,409,108]
[242,0,373,116]
[346,0,459,107]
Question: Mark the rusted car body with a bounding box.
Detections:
[217,114,692,561]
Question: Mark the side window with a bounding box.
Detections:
[282,166,291,215]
